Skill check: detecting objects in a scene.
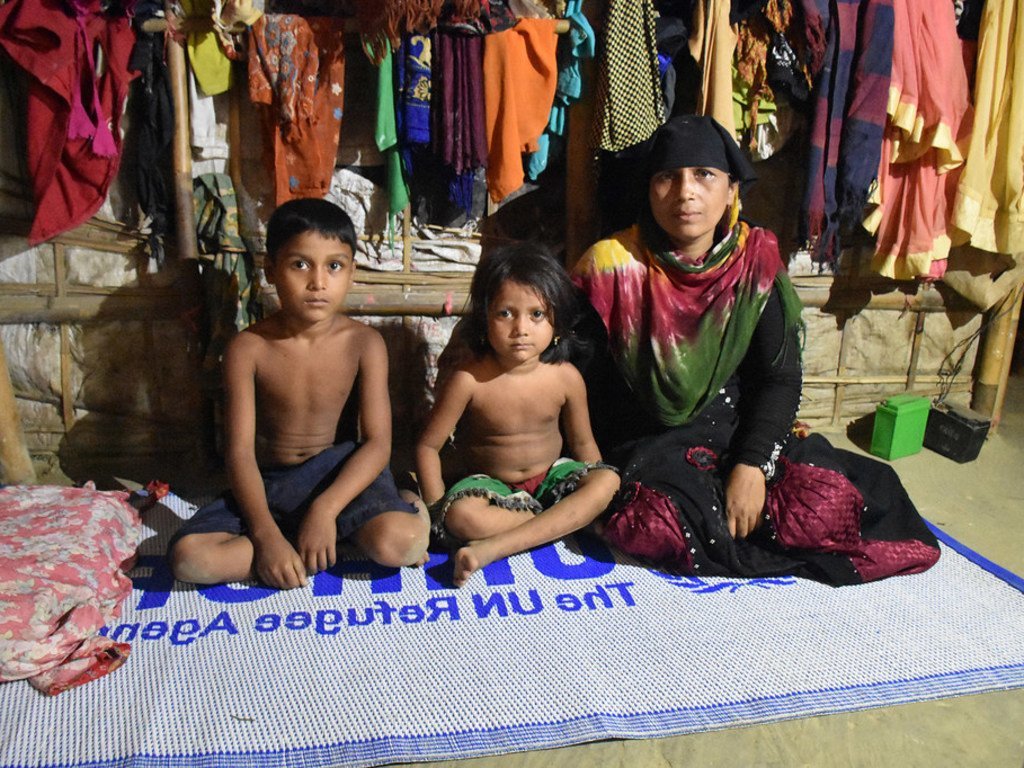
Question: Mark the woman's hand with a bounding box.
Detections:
[725,463,767,539]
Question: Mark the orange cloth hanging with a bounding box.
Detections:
[483,18,559,204]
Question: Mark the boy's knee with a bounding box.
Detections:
[360,511,429,567]
[168,537,219,584]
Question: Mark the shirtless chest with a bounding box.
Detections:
[464,379,563,436]
[251,332,361,441]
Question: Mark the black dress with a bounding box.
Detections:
[573,288,941,586]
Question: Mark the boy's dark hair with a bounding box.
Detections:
[462,242,584,364]
[265,198,357,260]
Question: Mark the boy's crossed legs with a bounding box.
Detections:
[169,443,429,587]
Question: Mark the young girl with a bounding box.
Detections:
[416,243,620,587]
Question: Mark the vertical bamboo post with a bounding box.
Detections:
[905,310,926,391]
[0,335,35,483]
[564,55,599,269]
[228,62,244,195]
[166,9,198,260]
[831,320,849,427]
[53,244,76,433]
[973,283,1024,432]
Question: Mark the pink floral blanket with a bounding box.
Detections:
[0,483,140,694]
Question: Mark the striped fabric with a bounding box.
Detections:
[800,0,894,268]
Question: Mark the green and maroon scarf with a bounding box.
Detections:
[574,221,802,426]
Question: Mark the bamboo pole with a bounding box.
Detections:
[166,5,199,260]
[905,310,926,391]
[974,283,1024,432]
[564,59,599,268]
[53,244,76,433]
[0,335,35,483]
[831,322,849,427]
[805,374,950,386]
[0,294,188,324]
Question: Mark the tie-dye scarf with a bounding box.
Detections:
[574,221,802,426]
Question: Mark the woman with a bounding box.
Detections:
[572,115,940,585]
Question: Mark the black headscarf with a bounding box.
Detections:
[646,115,757,191]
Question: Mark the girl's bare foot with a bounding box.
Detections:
[453,540,499,587]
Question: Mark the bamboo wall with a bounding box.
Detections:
[0,11,1017,486]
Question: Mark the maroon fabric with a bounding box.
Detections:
[433,30,487,176]
[0,0,135,244]
[603,482,694,570]
[766,457,939,583]
[765,457,864,551]
[849,539,940,582]
[509,467,548,497]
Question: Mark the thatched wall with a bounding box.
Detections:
[0,33,992,485]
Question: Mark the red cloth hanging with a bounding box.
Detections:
[0,0,136,244]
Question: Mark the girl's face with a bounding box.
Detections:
[648,166,737,257]
[486,279,555,369]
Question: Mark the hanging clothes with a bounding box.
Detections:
[526,0,595,181]
[193,173,257,393]
[248,14,346,206]
[128,22,174,264]
[950,1,1023,254]
[799,0,894,268]
[593,0,664,152]
[432,28,488,214]
[0,0,136,245]
[396,33,432,167]
[181,0,232,96]
[482,18,560,203]
[733,0,811,157]
[373,41,410,224]
[864,0,971,281]
[689,0,738,138]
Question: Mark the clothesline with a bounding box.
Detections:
[137,15,572,39]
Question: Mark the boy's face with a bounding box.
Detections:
[265,231,355,323]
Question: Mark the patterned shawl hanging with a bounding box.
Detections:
[799,0,893,268]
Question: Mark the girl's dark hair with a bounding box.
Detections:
[265,198,358,260]
[462,242,583,364]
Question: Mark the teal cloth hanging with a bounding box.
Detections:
[526,0,596,180]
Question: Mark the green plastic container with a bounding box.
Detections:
[870,394,931,460]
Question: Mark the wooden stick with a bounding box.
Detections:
[805,374,949,386]
[905,310,926,391]
[0,334,35,483]
[53,244,76,433]
[831,322,849,427]
[166,5,199,260]
[971,286,1018,419]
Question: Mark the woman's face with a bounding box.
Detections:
[648,166,737,257]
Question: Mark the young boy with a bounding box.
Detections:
[169,198,429,590]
